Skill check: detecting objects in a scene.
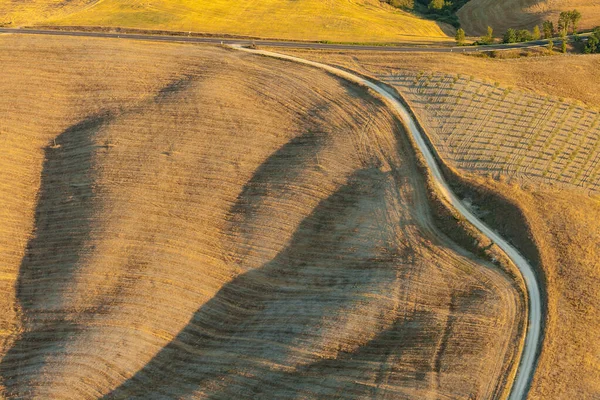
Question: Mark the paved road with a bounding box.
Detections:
[233,45,542,400]
[0,27,561,52]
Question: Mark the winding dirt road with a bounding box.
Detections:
[233,45,542,400]
[0,27,577,52]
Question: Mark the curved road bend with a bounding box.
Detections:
[233,45,542,400]
[0,24,543,398]
[0,27,558,52]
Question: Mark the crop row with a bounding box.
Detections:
[381,72,600,192]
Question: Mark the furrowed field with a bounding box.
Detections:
[0,35,522,399]
[280,48,600,399]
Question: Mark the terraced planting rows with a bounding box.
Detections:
[378,71,600,192]
[0,35,522,399]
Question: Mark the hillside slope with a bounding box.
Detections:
[0,0,452,42]
[284,50,600,192]
[485,184,600,400]
[0,36,521,398]
[458,0,600,36]
[279,48,600,399]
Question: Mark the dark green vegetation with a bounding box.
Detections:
[584,27,600,53]
[384,0,472,28]
[501,9,582,45]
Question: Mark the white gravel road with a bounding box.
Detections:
[234,45,542,400]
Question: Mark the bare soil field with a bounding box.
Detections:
[279,48,600,399]
[458,0,600,36]
[0,36,522,398]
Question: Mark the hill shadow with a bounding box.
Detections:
[0,112,112,394]
[0,73,205,396]
[101,165,412,399]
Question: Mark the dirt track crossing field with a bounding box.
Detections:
[0,35,522,399]
[277,50,600,193]
[277,48,600,400]
[236,46,539,400]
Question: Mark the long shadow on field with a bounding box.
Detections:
[0,71,207,395]
[0,71,214,395]
[223,129,327,269]
[102,165,424,399]
[0,112,113,393]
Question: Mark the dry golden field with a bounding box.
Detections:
[0,0,452,43]
[450,178,600,400]
[494,185,600,400]
[280,48,600,399]
[282,50,600,192]
[0,35,522,398]
[458,0,600,36]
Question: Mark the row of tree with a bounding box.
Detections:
[454,9,583,47]
[502,9,581,44]
[542,10,582,39]
[502,26,540,44]
[584,27,600,53]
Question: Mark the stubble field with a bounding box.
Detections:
[0,35,522,399]
[0,0,452,43]
[279,48,600,399]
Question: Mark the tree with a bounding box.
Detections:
[569,9,582,34]
[561,40,567,53]
[584,27,600,53]
[428,0,444,10]
[542,20,555,39]
[558,11,570,37]
[481,26,494,44]
[455,28,466,45]
[585,35,599,53]
[532,25,541,40]
[503,28,517,43]
[516,29,532,42]
[547,39,554,52]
